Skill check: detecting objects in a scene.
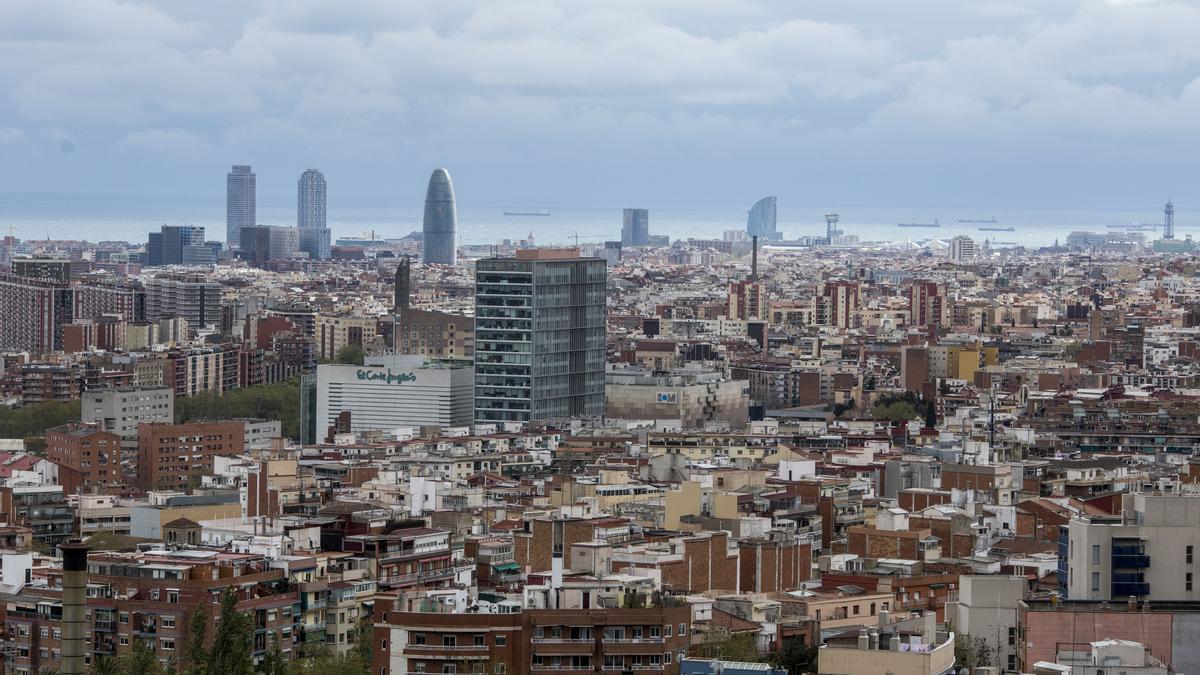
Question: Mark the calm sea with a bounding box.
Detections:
[0,190,1186,248]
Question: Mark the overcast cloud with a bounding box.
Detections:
[1,0,1198,210]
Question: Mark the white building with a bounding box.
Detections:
[80,387,174,448]
[315,355,473,436]
[950,235,976,262]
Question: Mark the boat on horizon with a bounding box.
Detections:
[502,209,551,217]
[898,219,941,228]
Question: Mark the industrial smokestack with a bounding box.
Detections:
[751,235,758,280]
[59,540,91,675]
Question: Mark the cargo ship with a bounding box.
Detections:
[897,219,941,228]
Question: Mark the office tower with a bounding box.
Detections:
[298,168,327,229]
[422,168,457,266]
[394,257,410,312]
[298,227,331,260]
[747,196,779,240]
[474,249,606,422]
[147,225,205,266]
[240,225,299,267]
[950,235,977,262]
[226,165,256,247]
[1164,200,1175,240]
[621,208,650,246]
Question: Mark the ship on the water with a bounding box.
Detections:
[958,217,998,224]
[502,209,551,217]
[897,219,941,228]
[978,226,1015,232]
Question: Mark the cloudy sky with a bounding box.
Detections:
[1,0,1199,211]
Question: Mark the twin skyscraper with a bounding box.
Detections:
[225,164,457,266]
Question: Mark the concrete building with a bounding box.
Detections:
[474,249,606,423]
[393,308,474,358]
[1061,486,1200,602]
[80,387,174,449]
[146,225,206,267]
[421,168,457,266]
[315,355,474,435]
[815,281,861,329]
[316,315,378,361]
[143,274,222,333]
[948,575,1025,673]
[12,258,71,282]
[297,168,326,230]
[45,424,123,493]
[605,367,749,429]
[136,421,245,491]
[1032,639,1171,675]
[240,225,300,267]
[818,623,955,675]
[226,164,256,247]
[950,235,977,262]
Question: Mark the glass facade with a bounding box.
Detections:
[474,257,606,422]
[746,196,778,239]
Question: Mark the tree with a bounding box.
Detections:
[334,344,365,366]
[261,634,289,675]
[953,632,992,670]
[0,398,81,439]
[185,602,209,675]
[351,617,373,670]
[871,401,918,422]
[697,627,760,662]
[116,636,162,675]
[89,656,121,675]
[210,589,253,675]
[770,639,818,675]
[175,379,301,440]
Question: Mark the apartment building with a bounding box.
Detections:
[136,421,245,491]
[79,386,174,449]
[44,423,123,493]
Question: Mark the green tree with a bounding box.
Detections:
[770,639,819,675]
[352,617,373,670]
[871,401,918,422]
[185,602,209,675]
[89,655,121,675]
[175,379,301,440]
[210,589,253,675]
[116,636,162,675]
[953,632,992,669]
[697,628,760,662]
[334,344,365,366]
[0,399,81,440]
[261,634,289,675]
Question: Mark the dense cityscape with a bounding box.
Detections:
[0,161,1197,675]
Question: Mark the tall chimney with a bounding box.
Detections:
[751,235,759,280]
[59,540,91,675]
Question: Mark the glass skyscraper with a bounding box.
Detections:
[226,165,256,248]
[422,168,457,266]
[747,196,779,240]
[621,208,650,246]
[474,250,607,423]
[147,225,205,266]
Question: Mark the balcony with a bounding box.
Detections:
[1112,554,1150,569]
[532,666,594,672]
[1112,581,1150,596]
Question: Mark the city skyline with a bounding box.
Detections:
[1,2,1200,213]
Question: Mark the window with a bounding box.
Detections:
[494,666,506,675]
[495,636,506,646]
[1092,572,1100,592]
[151,588,160,601]
[161,616,176,629]
[679,623,686,636]
[1188,573,1193,592]
[852,605,860,615]
[412,633,426,645]
[650,626,661,638]
[380,639,388,650]
[1092,545,1100,565]
[443,635,456,647]
[1189,546,1194,565]
[1008,627,1016,645]
[167,590,179,603]
[161,639,175,651]
[665,653,672,664]
[119,612,130,624]
[474,635,485,647]
[664,625,672,637]
[119,637,130,646]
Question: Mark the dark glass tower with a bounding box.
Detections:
[422,168,457,266]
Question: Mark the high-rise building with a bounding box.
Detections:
[825,213,842,240]
[0,273,72,353]
[298,227,331,260]
[950,235,976,262]
[12,259,72,282]
[621,208,650,246]
[474,249,606,422]
[422,168,457,266]
[226,165,256,247]
[394,257,411,313]
[297,168,327,229]
[136,421,245,491]
[1164,200,1175,240]
[727,279,766,321]
[815,280,861,329]
[146,225,205,266]
[143,274,222,332]
[240,225,299,267]
[747,196,779,240]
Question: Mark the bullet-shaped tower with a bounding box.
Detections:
[422,168,458,266]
